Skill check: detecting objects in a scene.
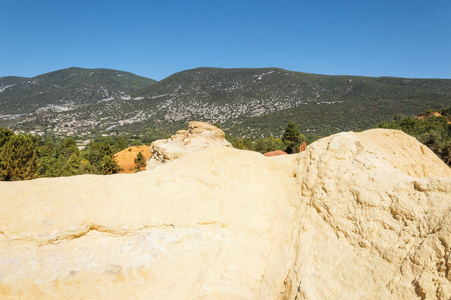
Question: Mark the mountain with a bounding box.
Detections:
[0,67,155,135]
[129,67,451,137]
[1,67,451,138]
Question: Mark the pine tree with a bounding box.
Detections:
[0,128,14,148]
[102,155,120,175]
[254,137,285,153]
[1,134,38,181]
[134,151,146,172]
[281,122,306,154]
[114,137,127,152]
[59,138,79,159]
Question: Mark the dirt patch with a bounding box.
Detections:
[113,146,152,174]
[417,111,451,124]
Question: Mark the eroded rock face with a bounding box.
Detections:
[289,129,451,299]
[146,121,232,169]
[1,129,451,299]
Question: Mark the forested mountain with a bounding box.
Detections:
[0,67,156,136]
[130,67,451,137]
[0,67,155,112]
[1,67,451,139]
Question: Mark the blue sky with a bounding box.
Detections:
[1,0,450,80]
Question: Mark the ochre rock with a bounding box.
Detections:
[299,141,306,152]
[1,129,451,299]
[113,146,152,173]
[263,150,288,157]
[146,121,232,169]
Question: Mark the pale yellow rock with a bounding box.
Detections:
[291,129,451,299]
[146,121,232,169]
[1,128,450,299]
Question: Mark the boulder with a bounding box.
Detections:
[1,129,451,299]
[146,121,232,169]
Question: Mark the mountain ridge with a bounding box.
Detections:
[1,66,450,139]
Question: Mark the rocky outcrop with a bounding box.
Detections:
[146,121,232,169]
[289,129,451,299]
[1,129,451,299]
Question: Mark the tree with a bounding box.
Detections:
[36,141,60,177]
[0,128,14,148]
[134,151,146,172]
[83,142,103,172]
[0,128,15,180]
[114,137,127,153]
[101,155,120,175]
[100,141,113,156]
[1,134,38,181]
[254,137,285,153]
[282,122,306,154]
[59,138,79,159]
[232,138,253,150]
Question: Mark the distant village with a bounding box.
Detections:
[12,126,119,150]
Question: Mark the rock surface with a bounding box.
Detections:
[146,121,232,169]
[1,129,451,299]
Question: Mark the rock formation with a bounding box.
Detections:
[1,129,451,299]
[299,141,306,152]
[146,121,232,169]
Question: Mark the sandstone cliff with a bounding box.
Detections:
[1,129,450,299]
[146,121,232,169]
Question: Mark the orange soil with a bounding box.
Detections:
[417,112,451,124]
[417,112,442,120]
[113,146,152,174]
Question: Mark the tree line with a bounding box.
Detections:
[0,121,308,181]
[225,121,307,154]
[2,106,450,182]
[0,129,128,181]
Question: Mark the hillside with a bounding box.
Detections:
[0,67,156,136]
[1,67,451,138]
[130,67,451,137]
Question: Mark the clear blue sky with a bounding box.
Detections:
[1,0,450,80]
